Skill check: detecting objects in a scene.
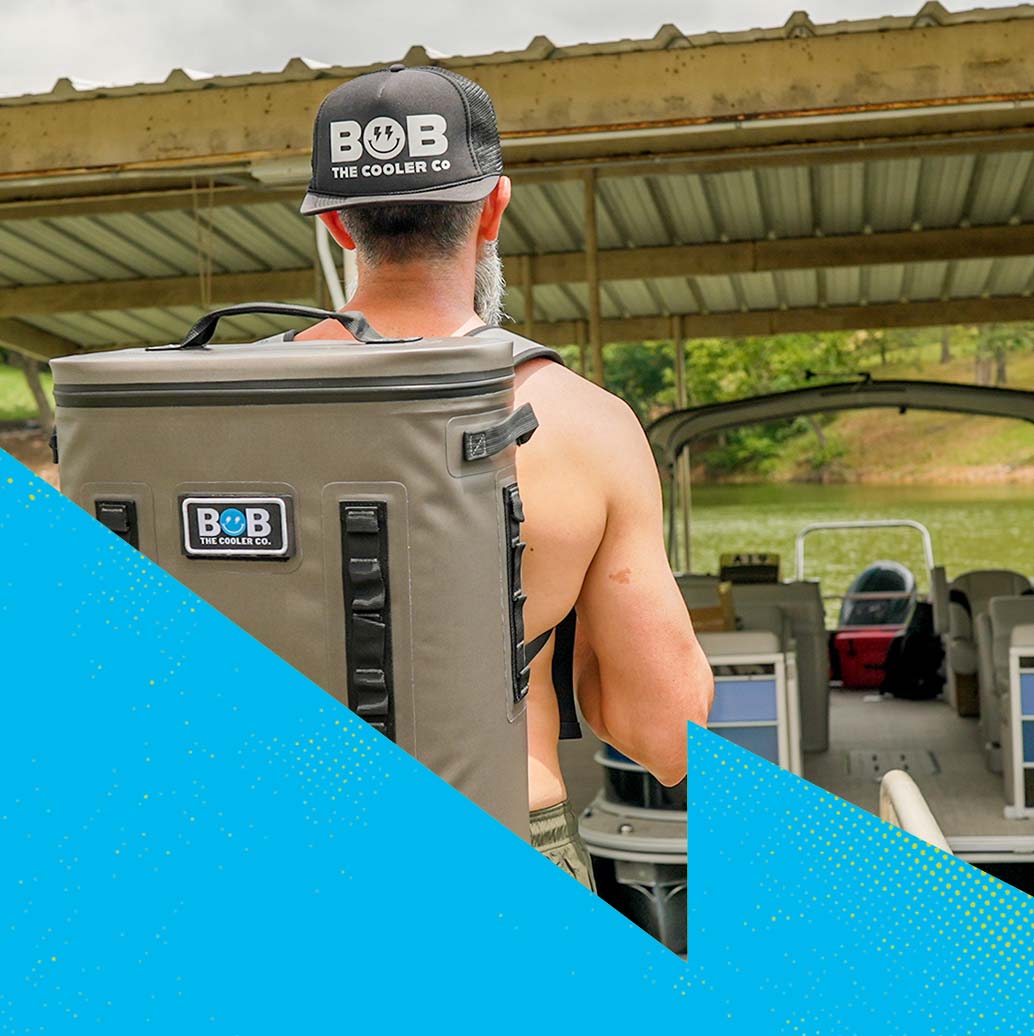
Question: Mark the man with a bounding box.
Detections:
[295,64,713,889]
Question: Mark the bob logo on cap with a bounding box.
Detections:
[328,114,451,181]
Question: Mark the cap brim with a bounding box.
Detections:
[300,175,499,216]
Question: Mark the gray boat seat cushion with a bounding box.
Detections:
[735,603,793,650]
[929,565,950,636]
[674,578,790,648]
[975,610,997,746]
[949,569,1031,676]
[696,630,781,657]
[674,574,721,611]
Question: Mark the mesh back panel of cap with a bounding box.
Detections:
[421,67,503,176]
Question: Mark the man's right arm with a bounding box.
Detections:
[572,393,713,786]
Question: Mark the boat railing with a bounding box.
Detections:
[795,519,936,581]
[836,590,919,601]
[878,769,953,853]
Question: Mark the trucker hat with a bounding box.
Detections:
[300,64,503,215]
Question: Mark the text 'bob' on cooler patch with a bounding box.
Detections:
[180,496,294,560]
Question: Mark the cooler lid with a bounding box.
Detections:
[51,334,515,389]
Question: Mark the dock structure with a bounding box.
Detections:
[3,4,1034,381]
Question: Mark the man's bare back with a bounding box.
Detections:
[514,358,712,809]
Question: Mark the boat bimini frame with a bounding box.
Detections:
[647,378,1034,571]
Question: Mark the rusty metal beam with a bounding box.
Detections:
[6,128,1034,221]
[3,17,1034,184]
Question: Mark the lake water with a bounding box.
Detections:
[685,483,1034,621]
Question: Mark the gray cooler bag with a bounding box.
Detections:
[51,303,554,839]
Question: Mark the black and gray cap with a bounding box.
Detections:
[300,64,503,215]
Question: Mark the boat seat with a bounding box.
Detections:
[948,569,1031,717]
[735,603,794,651]
[674,574,721,612]
[696,630,781,657]
[982,597,1034,776]
[975,610,996,758]
[673,574,828,752]
[1000,621,1034,806]
[696,630,793,771]
[729,581,828,753]
[930,565,950,638]
[674,577,791,650]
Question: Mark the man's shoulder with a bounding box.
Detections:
[518,361,644,454]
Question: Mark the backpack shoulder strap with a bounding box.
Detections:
[465,325,565,369]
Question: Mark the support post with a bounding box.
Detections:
[9,352,54,437]
[671,314,692,573]
[575,320,588,377]
[583,170,604,386]
[666,467,679,567]
[522,254,534,338]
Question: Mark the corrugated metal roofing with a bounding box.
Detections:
[2,5,1033,350]
[3,3,1033,107]
[3,146,1032,348]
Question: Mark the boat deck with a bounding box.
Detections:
[806,690,1034,860]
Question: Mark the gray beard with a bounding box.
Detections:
[474,240,507,327]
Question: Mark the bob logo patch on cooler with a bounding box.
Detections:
[180,496,293,560]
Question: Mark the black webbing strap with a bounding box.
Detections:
[552,609,582,741]
[523,611,583,741]
[503,485,532,704]
[466,325,578,736]
[463,403,538,461]
[525,629,551,665]
[340,501,395,741]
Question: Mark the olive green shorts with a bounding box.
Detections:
[530,800,597,893]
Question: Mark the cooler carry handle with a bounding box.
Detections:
[463,403,539,461]
[162,303,412,351]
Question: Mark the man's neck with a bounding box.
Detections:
[340,257,481,340]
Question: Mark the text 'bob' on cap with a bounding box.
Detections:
[300,65,503,215]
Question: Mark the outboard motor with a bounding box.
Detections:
[834,561,917,690]
[838,560,916,628]
[51,303,557,840]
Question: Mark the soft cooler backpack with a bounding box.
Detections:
[51,303,563,839]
